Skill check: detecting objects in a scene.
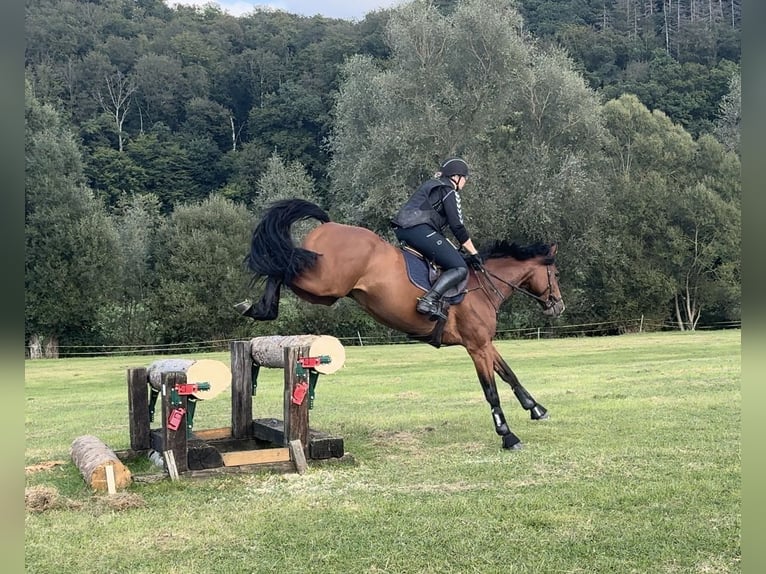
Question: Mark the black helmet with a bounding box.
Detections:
[440,158,469,177]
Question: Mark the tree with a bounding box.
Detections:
[327,0,609,324]
[713,70,740,154]
[25,79,121,356]
[132,53,198,129]
[148,195,254,343]
[600,94,740,329]
[98,193,164,344]
[181,97,234,151]
[328,0,532,230]
[247,81,327,178]
[94,69,137,152]
[329,0,606,228]
[124,127,205,211]
[84,144,148,207]
[251,153,318,217]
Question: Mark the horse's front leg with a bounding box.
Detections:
[469,347,523,450]
[492,345,548,420]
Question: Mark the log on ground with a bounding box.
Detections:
[70,435,132,491]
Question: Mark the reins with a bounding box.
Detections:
[471,262,557,311]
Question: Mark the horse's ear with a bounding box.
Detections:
[549,243,558,256]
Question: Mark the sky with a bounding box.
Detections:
[167,0,406,21]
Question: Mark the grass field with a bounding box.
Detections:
[25,330,740,573]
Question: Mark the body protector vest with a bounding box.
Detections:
[391,178,451,232]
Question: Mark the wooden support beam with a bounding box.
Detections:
[160,371,188,475]
[283,346,309,452]
[230,340,253,439]
[127,367,150,451]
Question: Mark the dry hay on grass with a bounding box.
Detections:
[25,460,67,474]
[96,492,146,511]
[371,424,447,452]
[25,485,72,512]
[25,485,145,513]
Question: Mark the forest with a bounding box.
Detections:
[24,0,741,357]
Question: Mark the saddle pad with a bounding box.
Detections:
[402,249,467,305]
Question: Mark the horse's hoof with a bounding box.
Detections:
[530,405,548,420]
[233,300,253,316]
[502,434,523,450]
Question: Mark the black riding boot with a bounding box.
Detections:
[416,266,468,320]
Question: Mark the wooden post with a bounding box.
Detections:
[230,340,253,439]
[161,371,188,474]
[127,367,150,451]
[283,346,309,452]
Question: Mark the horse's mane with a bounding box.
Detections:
[479,240,555,265]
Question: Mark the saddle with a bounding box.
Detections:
[400,246,467,304]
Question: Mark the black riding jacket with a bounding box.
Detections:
[391,177,470,245]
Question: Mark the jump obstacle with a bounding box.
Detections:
[70,335,346,490]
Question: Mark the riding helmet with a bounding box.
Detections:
[440,158,469,177]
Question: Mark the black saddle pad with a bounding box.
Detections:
[401,249,467,304]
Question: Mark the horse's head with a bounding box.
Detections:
[525,243,565,317]
[481,241,565,318]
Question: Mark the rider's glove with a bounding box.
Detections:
[465,252,483,270]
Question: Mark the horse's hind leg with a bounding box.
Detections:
[492,346,548,420]
[469,347,523,450]
[236,277,283,320]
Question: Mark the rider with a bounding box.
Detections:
[391,157,483,320]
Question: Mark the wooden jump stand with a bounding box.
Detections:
[124,336,346,480]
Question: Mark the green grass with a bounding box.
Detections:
[25,331,740,573]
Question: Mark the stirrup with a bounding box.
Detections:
[416,297,447,321]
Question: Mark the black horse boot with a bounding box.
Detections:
[416,267,468,321]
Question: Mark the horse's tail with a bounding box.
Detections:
[246,198,331,285]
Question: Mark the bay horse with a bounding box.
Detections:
[238,199,565,449]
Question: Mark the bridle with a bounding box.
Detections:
[473,261,560,313]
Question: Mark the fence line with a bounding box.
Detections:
[27,318,741,358]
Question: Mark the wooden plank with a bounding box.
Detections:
[105,464,117,495]
[221,448,290,467]
[230,340,253,439]
[192,427,231,440]
[164,450,179,481]
[127,367,150,451]
[289,440,308,474]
